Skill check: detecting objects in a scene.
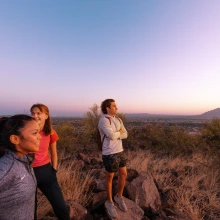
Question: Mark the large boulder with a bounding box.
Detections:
[91,191,107,211]
[126,172,161,213]
[114,197,144,220]
[91,193,144,219]
[66,200,87,220]
[95,179,106,192]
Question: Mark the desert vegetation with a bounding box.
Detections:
[37,105,220,220]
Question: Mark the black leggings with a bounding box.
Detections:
[34,163,70,220]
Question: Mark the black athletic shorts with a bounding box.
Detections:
[102,151,127,173]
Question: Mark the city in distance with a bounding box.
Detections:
[49,108,220,137]
[1,108,220,120]
[2,108,219,140]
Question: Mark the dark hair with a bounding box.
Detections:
[101,99,115,114]
[30,103,52,135]
[0,114,35,155]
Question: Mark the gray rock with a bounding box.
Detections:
[127,172,161,213]
[116,197,144,220]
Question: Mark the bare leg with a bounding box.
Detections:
[117,166,127,197]
[106,171,115,202]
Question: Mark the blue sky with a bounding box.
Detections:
[1,1,220,116]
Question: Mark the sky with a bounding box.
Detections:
[0,0,220,117]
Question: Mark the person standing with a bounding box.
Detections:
[98,99,128,219]
[30,103,70,220]
[0,115,41,220]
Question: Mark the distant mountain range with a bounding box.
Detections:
[200,108,220,118]
[125,108,220,119]
[1,108,220,119]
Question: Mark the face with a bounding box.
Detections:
[107,102,118,116]
[31,107,48,129]
[14,120,41,157]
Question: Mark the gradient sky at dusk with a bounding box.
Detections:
[1,1,220,116]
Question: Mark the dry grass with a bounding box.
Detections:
[36,152,94,219]
[36,148,219,219]
[126,149,220,220]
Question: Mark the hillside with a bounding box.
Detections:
[200,108,220,118]
[124,108,220,120]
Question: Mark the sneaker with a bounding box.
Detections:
[114,194,128,212]
[104,200,118,219]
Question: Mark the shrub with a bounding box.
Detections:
[127,124,200,157]
[82,104,101,145]
[201,118,220,148]
[55,122,77,152]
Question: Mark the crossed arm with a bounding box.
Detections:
[99,117,128,140]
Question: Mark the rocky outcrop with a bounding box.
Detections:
[67,200,87,220]
[42,153,193,220]
[126,172,161,213]
[116,197,144,220]
[91,191,107,211]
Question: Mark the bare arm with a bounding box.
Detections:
[50,142,58,171]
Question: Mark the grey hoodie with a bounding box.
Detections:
[0,150,37,220]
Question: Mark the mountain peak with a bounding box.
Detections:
[201,108,220,118]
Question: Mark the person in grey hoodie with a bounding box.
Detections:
[0,115,41,220]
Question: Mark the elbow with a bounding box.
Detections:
[107,134,114,140]
[108,134,119,140]
[124,132,128,139]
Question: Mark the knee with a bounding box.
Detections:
[119,170,127,179]
[106,172,114,182]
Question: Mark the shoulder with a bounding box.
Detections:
[0,152,14,181]
[51,129,58,136]
[115,116,121,121]
[99,116,111,124]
